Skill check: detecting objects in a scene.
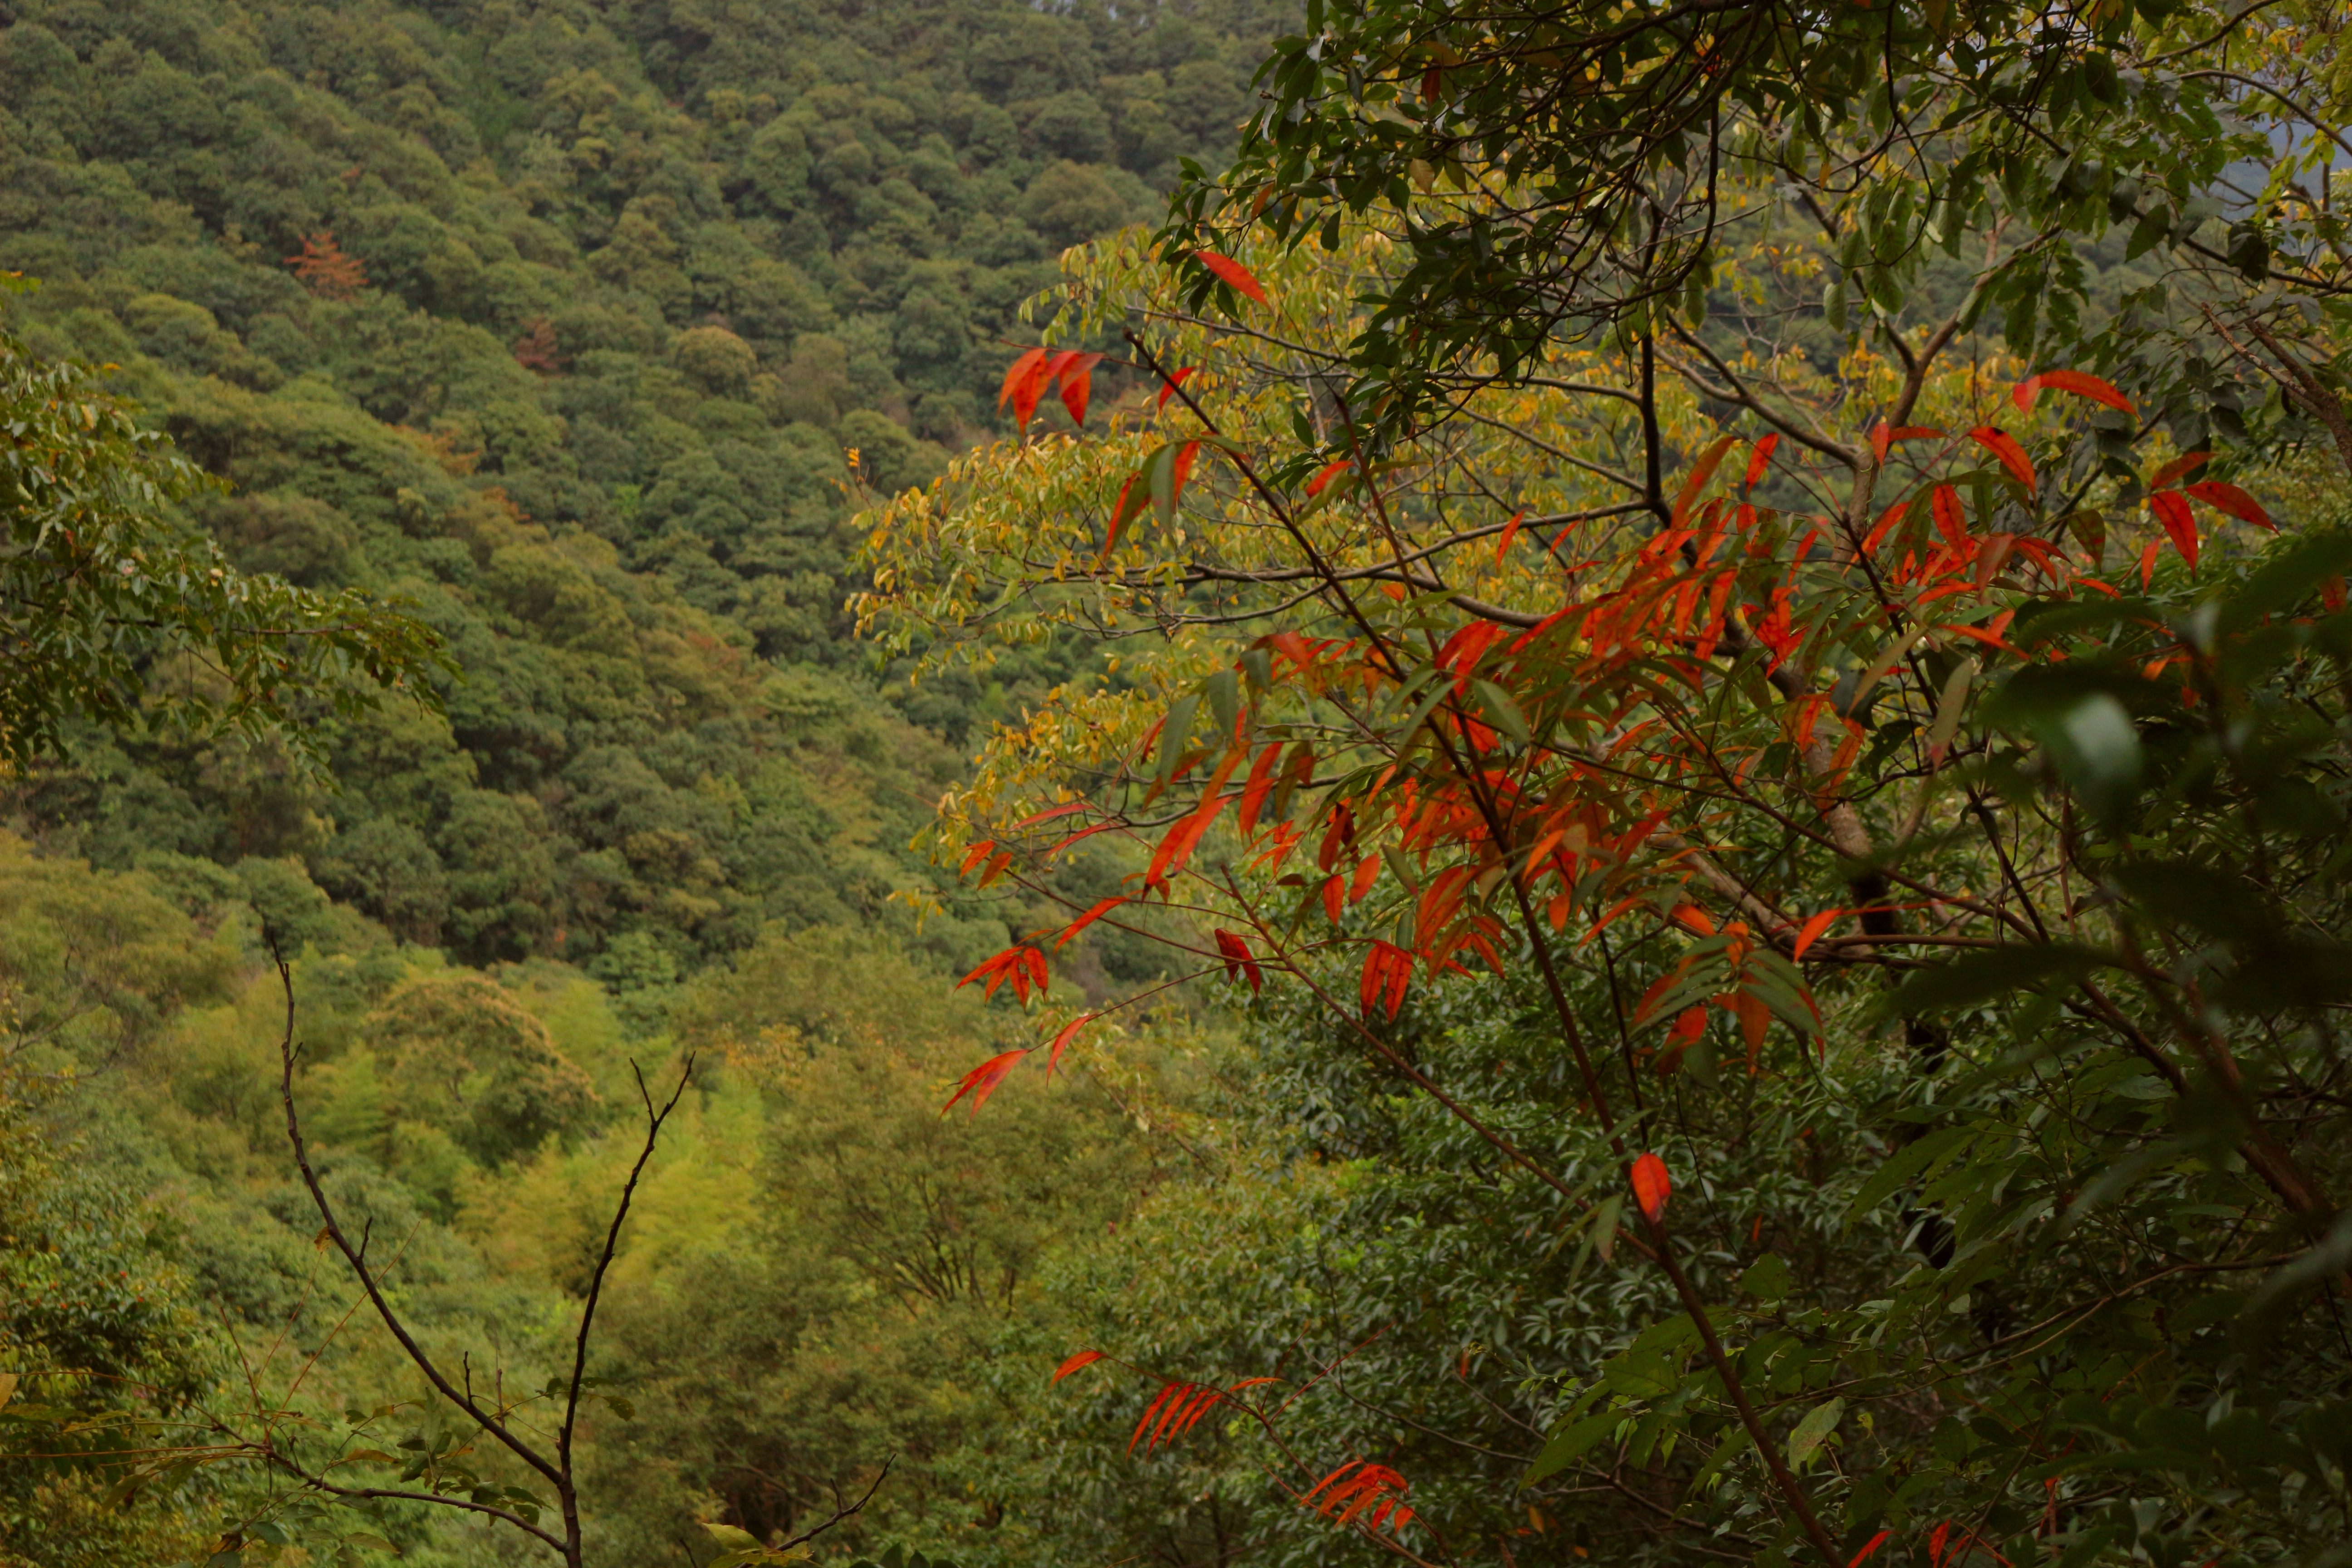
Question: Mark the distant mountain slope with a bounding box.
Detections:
[0,0,1270,980]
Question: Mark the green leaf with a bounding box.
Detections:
[2220,529,2352,632]
[704,1523,765,1549]
[1786,1398,1844,1466]
[1686,1424,1751,1493]
[1524,1410,1622,1485]
[1925,657,1976,760]
[1739,1252,1794,1300]
[1154,692,1200,787]
[1875,944,2102,1019]
[1470,678,1530,744]
[1846,1126,1976,1225]
[2124,203,2171,260]
[1147,443,1181,530]
[2102,862,2270,943]
[1204,668,1240,738]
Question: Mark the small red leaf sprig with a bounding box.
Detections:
[1303,1458,1415,1534]
[998,348,1104,433]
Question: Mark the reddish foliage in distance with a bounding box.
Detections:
[511,317,560,375]
[286,231,367,300]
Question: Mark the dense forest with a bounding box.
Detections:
[0,0,1266,1561]
[4,3,2351,1568]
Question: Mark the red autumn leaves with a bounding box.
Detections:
[2006,371,2274,573]
[2144,451,2274,573]
[1047,1349,1416,1537]
[943,352,2278,1145]
[998,346,1102,432]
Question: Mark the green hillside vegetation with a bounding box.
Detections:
[0,0,1269,1561]
[0,834,1206,1563]
[5,2,2348,1568]
[0,0,1270,980]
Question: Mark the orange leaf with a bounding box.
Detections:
[1304,1459,1362,1504]
[1196,250,1268,304]
[1362,940,1412,1019]
[1321,874,1344,924]
[2139,539,2161,592]
[1931,485,1968,552]
[996,347,1045,412]
[1743,433,1779,490]
[1150,1383,1209,1449]
[944,1048,1027,1114]
[1670,902,1716,936]
[1494,508,1526,564]
[1735,988,1771,1068]
[1157,366,1196,409]
[1848,1529,1893,1568]
[1872,423,1946,461]
[2185,480,2274,531]
[999,348,1057,430]
[960,839,996,876]
[1671,435,1739,527]
[1970,426,2036,493]
[1054,350,1103,426]
[1046,1012,1095,1073]
[1792,909,1842,960]
[1013,802,1088,828]
[1307,458,1352,497]
[1434,620,1503,691]
[1130,1382,1186,1453]
[2151,490,2199,570]
[1172,440,1200,501]
[1861,497,1909,556]
[1630,1152,1671,1221]
[1103,472,1143,556]
[1235,740,1284,837]
[2013,370,2133,416]
[1659,1005,1705,1074]
[2149,450,2210,489]
[1052,1348,1105,1384]
[1974,531,2016,591]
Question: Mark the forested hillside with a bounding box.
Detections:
[6,3,2352,1568]
[0,0,1268,977]
[0,0,1268,1562]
